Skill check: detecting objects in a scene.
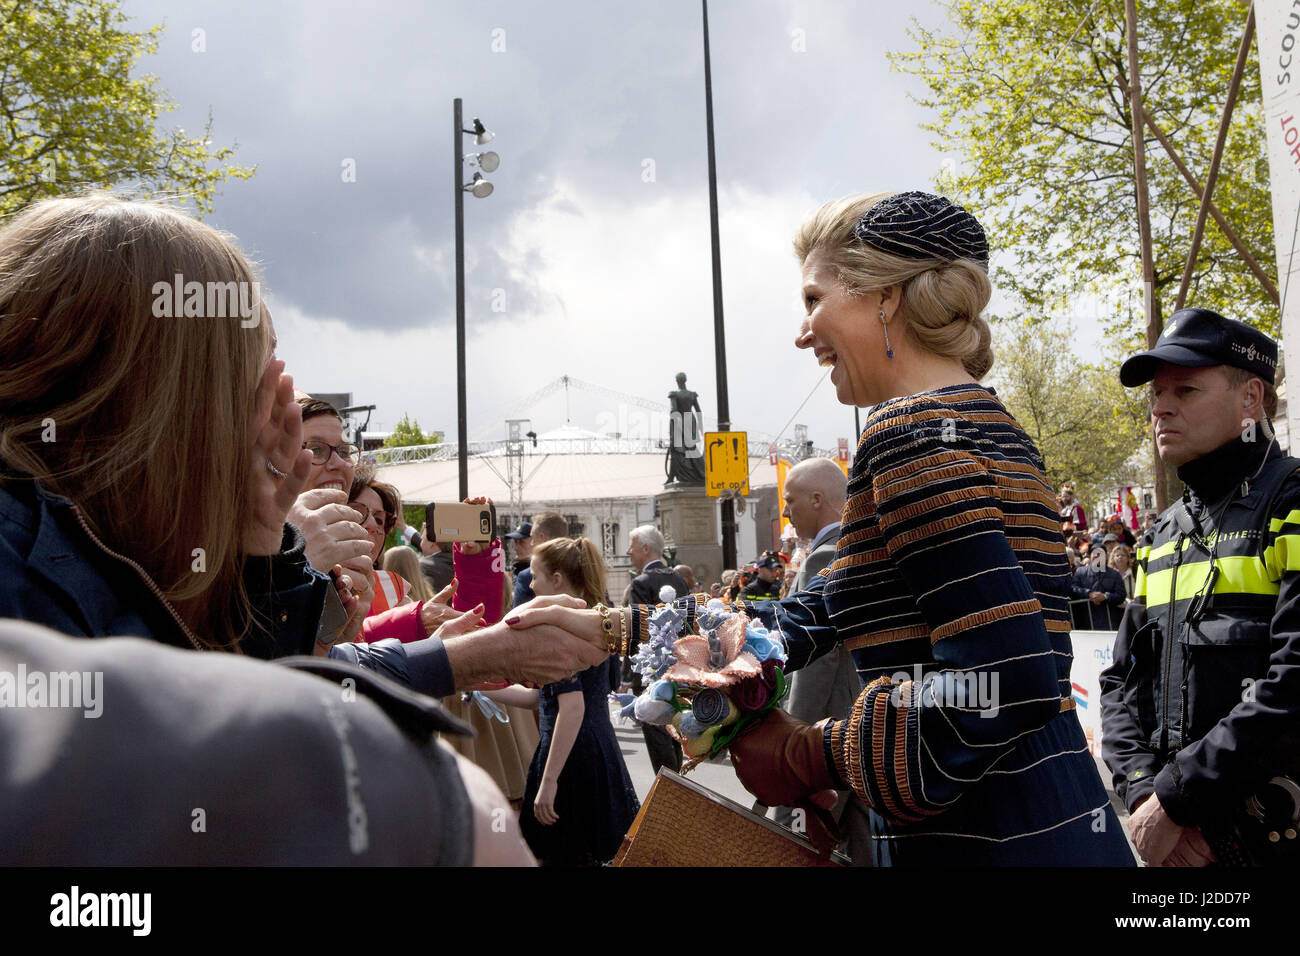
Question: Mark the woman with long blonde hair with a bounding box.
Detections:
[0,194,344,655]
[0,194,613,867]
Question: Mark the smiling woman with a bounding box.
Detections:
[509,190,1137,866]
[794,191,992,408]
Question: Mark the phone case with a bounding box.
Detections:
[426,502,496,543]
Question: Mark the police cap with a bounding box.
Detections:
[1119,307,1277,387]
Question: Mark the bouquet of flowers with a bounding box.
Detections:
[620,599,788,771]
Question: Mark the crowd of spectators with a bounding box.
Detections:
[1056,482,1151,631]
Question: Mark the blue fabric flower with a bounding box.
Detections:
[742,621,787,664]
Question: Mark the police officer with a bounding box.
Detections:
[741,551,785,602]
[1101,307,1300,867]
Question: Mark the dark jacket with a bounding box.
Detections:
[0,476,456,696]
[0,618,472,865]
[1099,436,1300,831]
[421,549,455,593]
[512,565,534,609]
[626,559,688,606]
[1069,564,1126,630]
[622,560,687,690]
[741,576,782,602]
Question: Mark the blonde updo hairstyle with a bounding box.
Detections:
[793,191,994,379]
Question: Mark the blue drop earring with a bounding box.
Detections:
[880,309,894,359]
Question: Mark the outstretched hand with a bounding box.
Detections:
[434,603,486,640]
[504,594,599,643]
[420,579,462,636]
[441,595,608,690]
[246,359,313,555]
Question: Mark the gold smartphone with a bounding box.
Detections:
[425,502,496,543]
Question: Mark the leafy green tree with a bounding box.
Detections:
[892,0,1273,343]
[989,319,1148,514]
[0,0,254,217]
[383,413,439,448]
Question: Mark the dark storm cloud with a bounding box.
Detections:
[120,0,939,334]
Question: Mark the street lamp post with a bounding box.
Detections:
[452,99,498,500]
[701,0,736,570]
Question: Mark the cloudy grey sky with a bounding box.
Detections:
[120,0,1074,450]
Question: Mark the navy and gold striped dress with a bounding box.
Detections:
[636,384,1135,865]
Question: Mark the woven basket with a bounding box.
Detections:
[612,770,845,867]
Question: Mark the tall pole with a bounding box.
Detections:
[1124,0,1169,511]
[1141,102,1278,305]
[702,0,736,569]
[1173,4,1255,311]
[453,98,469,500]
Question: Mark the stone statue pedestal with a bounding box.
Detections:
[656,485,721,594]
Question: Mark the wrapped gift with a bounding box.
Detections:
[612,770,846,867]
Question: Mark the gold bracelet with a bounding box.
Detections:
[595,604,616,655]
[617,607,628,658]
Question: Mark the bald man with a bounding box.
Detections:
[774,458,864,851]
[780,458,859,715]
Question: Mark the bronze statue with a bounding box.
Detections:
[666,372,706,485]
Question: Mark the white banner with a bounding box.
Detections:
[1069,630,1117,790]
[1256,1,1300,446]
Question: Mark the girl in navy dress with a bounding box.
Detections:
[486,536,640,865]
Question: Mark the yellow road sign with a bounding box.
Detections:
[704,431,749,498]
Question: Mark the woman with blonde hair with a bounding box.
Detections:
[382,545,435,603]
[510,191,1134,865]
[0,194,350,656]
[487,536,639,865]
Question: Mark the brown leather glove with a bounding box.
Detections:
[730,710,838,809]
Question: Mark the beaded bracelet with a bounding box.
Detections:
[595,603,617,655]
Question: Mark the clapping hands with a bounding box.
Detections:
[289,488,374,581]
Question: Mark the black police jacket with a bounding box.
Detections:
[740,577,782,602]
[1099,434,1300,826]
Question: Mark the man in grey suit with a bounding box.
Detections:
[623,525,689,775]
[783,458,859,721]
